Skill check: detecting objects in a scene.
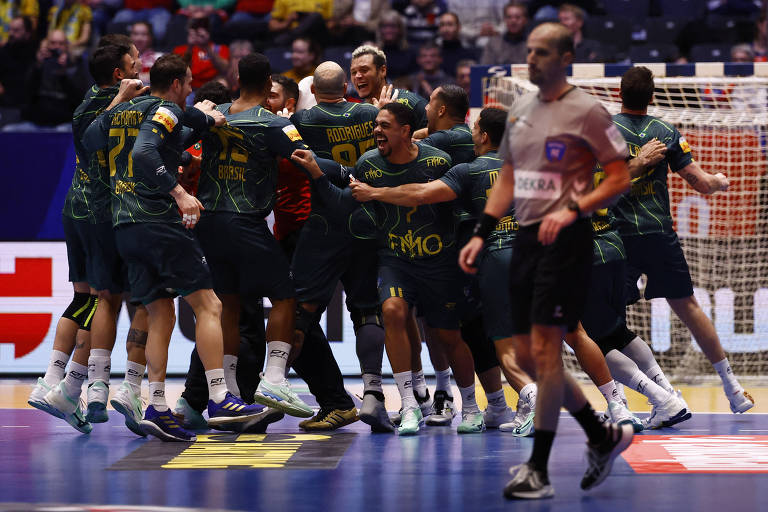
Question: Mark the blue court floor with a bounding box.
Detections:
[1,379,767,512]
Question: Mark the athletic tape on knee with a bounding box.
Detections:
[460,315,499,374]
[62,292,94,329]
[350,306,382,333]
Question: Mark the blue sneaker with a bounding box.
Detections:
[139,405,196,442]
[207,392,266,429]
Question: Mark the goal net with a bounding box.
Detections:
[482,72,768,382]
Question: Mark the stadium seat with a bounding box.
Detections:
[630,43,679,63]
[603,0,650,20]
[704,15,756,44]
[645,17,685,45]
[323,46,354,76]
[585,16,632,52]
[660,0,706,19]
[264,46,293,73]
[690,43,732,62]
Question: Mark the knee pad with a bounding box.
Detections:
[350,306,382,334]
[295,305,319,338]
[461,315,499,374]
[62,292,98,331]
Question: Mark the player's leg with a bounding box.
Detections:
[493,336,537,435]
[110,303,149,437]
[219,293,242,397]
[619,331,675,393]
[85,290,122,422]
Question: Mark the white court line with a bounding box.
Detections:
[739,429,768,432]
[1,425,29,428]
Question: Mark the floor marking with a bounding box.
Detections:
[739,429,768,432]
[1,425,29,428]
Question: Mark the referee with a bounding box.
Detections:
[460,23,633,499]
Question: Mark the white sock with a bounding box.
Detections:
[264,341,291,384]
[362,373,383,394]
[88,349,111,385]
[149,381,168,411]
[486,388,507,409]
[459,384,480,413]
[124,361,144,393]
[62,362,88,399]
[519,383,537,408]
[44,350,69,387]
[598,380,621,406]
[223,354,240,398]
[434,368,451,393]
[615,381,628,405]
[206,368,228,403]
[713,358,742,395]
[627,369,670,406]
[412,369,428,399]
[393,371,418,410]
[645,364,675,394]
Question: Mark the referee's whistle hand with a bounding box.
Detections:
[459,237,483,274]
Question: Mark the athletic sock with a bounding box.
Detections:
[486,388,507,409]
[393,371,418,410]
[434,368,452,393]
[44,350,70,387]
[88,349,111,385]
[264,341,291,384]
[615,381,628,405]
[621,337,676,393]
[412,369,428,400]
[362,372,383,395]
[62,362,88,399]
[519,382,537,408]
[627,369,670,406]
[597,380,620,406]
[571,402,608,445]
[149,381,168,411]
[223,354,240,398]
[713,358,742,395]
[528,430,555,480]
[124,361,144,394]
[458,384,480,413]
[645,364,675,394]
[206,368,228,404]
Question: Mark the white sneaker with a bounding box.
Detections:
[425,390,456,426]
[644,393,691,429]
[484,405,515,429]
[500,398,535,436]
[42,382,92,434]
[358,392,395,433]
[28,378,58,416]
[86,380,109,423]
[728,389,755,414]
[110,382,146,437]
[607,401,644,432]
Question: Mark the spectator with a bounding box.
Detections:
[527,0,598,20]
[0,16,36,107]
[326,0,391,46]
[223,0,272,42]
[558,3,603,63]
[402,0,445,47]
[446,0,504,47]
[731,43,754,62]
[454,57,474,96]
[268,0,332,46]
[87,0,122,41]
[375,9,415,80]
[173,15,229,90]
[176,0,237,39]
[437,12,477,76]
[480,1,528,65]
[47,0,92,54]
[224,38,252,94]
[111,0,172,44]
[752,12,766,61]
[282,36,320,83]
[0,0,38,44]
[406,42,453,97]
[129,20,162,84]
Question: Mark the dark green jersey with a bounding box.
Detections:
[439,151,518,252]
[291,101,377,235]
[65,84,120,223]
[611,113,694,237]
[422,123,475,165]
[198,104,309,217]
[355,144,454,260]
[591,167,625,265]
[393,89,428,129]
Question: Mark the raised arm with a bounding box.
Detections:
[677,161,729,194]
[290,149,359,213]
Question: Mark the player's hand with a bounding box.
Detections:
[193,99,216,113]
[372,84,399,108]
[412,127,428,141]
[349,180,376,201]
[116,78,149,102]
[208,109,226,126]
[538,208,578,245]
[636,138,667,168]
[275,107,291,118]
[712,172,729,192]
[290,149,323,178]
[459,236,484,274]
[171,185,204,228]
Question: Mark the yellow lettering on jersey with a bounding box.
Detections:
[487,170,499,197]
[114,180,135,195]
[326,121,374,143]
[218,165,246,182]
[112,110,144,127]
[424,156,448,167]
[77,169,89,183]
[388,230,442,258]
[364,169,382,180]
[495,216,518,232]
[630,181,655,196]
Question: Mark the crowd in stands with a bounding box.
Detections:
[0,0,765,129]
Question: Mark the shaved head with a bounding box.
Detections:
[313,61,346,97]
[529,22,574,56]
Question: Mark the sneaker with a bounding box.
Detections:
[398,406,423,436]
[607,401,644,433]
[299,407,359,431]
[253,374,314,418]
[484,405,516,429]
[728,389,755,414]
[110,382,146,437]
[172,397,209,430]
[86,381,109,423]
[208,392,266,428]
[425,390,456,426]
[643,393,691,429]
[500,398,535,437]
[503,463,554,500]
[28,378,59,417]
[389,390,432,426]
[580,423,634,490]
[238,408,285,433]
[41,382,93,434]
[140,405,196,442]
[359,392,395,433]
[457,410,486,434]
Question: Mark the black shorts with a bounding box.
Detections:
[87,221,127,294]
[582,259,633,354]
[623,231,694,303]
[508,219,593,334]
[115,222,212,305]
[377,251,463,329]
[195,212,294,300]
[292,219,378,310]
[478,247,515,340]
[62,215,91,284]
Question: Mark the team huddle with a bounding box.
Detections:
[26,23,754,500]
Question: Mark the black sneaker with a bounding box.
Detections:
[425,390,456,426]
[580,423,634,490]
[503,463,554,500]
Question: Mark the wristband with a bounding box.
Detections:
[472,213,499,240]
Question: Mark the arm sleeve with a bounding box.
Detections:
[667,128,695,172]
[182,106,213,132]
[312,163,359,214]
[582,104,629,166]
[82,111,110,152]
[132,123,179,194]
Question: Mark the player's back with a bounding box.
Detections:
[393,89,428,130]
[422,123,475,165]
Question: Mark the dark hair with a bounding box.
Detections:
[380,102,416,136]
[238,53,271,92]
[150,54,188,92]
[504,1,528,17]
[620,66,654,110]
[89,44,131,86]
[271,74,299,101]
[130,21,154,43]
[98,33,132,48]
[294,37,322,65]
[15,15,34,35]
[187,16,210,31]
[194,80,231,104]
[441,12,460,26]
[478,107,507,147]
[435,84,469,120]
[419,41,441,54]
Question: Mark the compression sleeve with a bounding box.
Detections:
[132,124,179,194]
[82,111,110,152]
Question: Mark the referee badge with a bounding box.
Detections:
[545,140,566,162]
